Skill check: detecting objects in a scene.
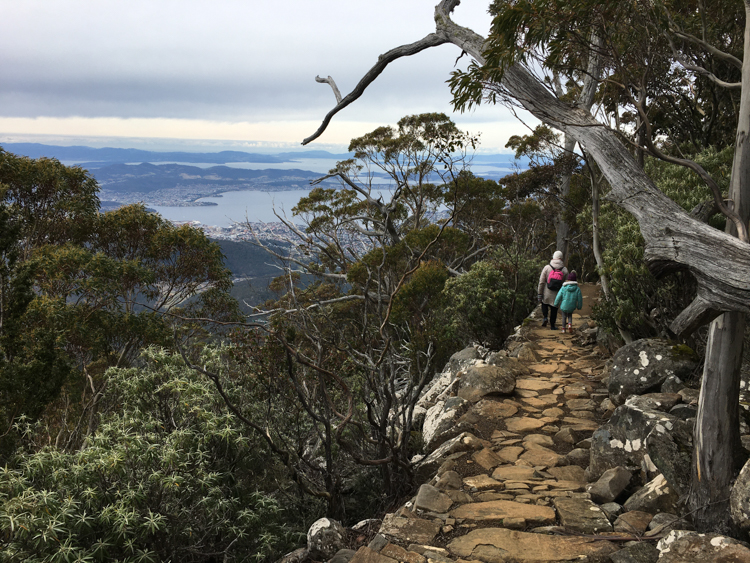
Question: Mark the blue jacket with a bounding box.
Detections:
[554,281,583,313]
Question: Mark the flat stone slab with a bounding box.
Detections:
[491,466,542,481]
[520,444,563,467]
[525,363,560,373]
[497,446,524,463]
[516,378,558,391]
[451,500,555,525]
[473,448,503,470]
[463,474,502,490]
[448,528,618,562]
[349,547,397,563]
[506,417,546,432]
[553,497,613,534]
[470,400,519,420]
[547,465,587,484]
[379,514,441,545]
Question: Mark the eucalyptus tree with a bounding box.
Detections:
[302,0,750,533]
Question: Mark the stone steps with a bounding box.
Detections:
[351,306,624,563]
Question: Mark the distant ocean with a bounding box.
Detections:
[148,157,517,227]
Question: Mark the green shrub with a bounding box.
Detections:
[0,348,298,563]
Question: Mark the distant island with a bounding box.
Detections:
[0,142,525,207]
[0,142,354,168]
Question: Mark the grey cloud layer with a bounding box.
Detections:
[1,1,491,123]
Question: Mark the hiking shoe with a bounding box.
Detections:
[542,318,548,327]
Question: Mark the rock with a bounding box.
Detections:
[367,534,388,552]
[451,500,556,525]
[563,447,590,467]
[613,510,652,534]
[623,474,679,514]
[434,470,462,491]
[307,518,346,560]
[669,403,698,420]
[414,432,481,481]
[524,434,555,446]
[497,445,524,463]
[554,427,588,445]
[448,527,618,562]
[349,546,397,563]
[647,512,687,534]
[506,417,546,433]
[609,542,659,563]
[516,343,541,362]
[588,401,681,482]
[547,465,586,483]
[520,443,565,467]
[656,531,750,562]
[329,549,357,563]
[463,474,502,490]
[413,371,456,427]
[422,397,470,452]
[458,362,521,402]
[472,447,503,470]
[492,465,544,481]
[630,393,682,412]
[414,484,452,514]
[608,339,698,406]
[448,346,482,376]
[597,327,624,357]
[379,544,426,563]
[600,502,623,521]
[586,466,632,504]
[644,417,693,497]
[378,514,441,545]
[678,387,700,405]
[277,547,309,563]
[731,457,750,536]
[660,375,684,394]
[503,517,526,530]
[553,497,613,533]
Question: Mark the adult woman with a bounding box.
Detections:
[537,250,568,330]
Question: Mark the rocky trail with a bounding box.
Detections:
[303,284,750,563]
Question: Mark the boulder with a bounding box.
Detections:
[609,542,659,563]
[413,371,458,427]
[656,530,750,562]
[414,484,453,514]
[608,339,698,406]
[448,346,482,376]
[613,510,652,534]
[597,327,624,357]
[307,518,346,561]
[458,361,522,402]
[731,457,750,536]
[422,397,470,452]
[586,466,632,504]
[588,401,681,482]
[623,474,679,514]
[414,432,483,481]
[644,417,693,497]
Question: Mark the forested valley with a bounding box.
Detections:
[2,0,750,561]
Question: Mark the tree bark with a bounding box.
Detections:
[689,0,750,533]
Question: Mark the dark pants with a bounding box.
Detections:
[542,303,558,328]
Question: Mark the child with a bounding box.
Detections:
[553,271,583,333]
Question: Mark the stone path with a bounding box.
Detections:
[350,286,631,563]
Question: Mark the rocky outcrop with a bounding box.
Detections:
[293,288,750,563]
[608,339,699,406]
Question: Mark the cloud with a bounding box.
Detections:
[0,0,533,149]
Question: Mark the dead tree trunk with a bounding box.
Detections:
[689,2,750,531]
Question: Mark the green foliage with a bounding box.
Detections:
[590,147,733,338]
[0,348,297,563]
[442,249,544,347]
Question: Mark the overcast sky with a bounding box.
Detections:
[0,1,533,153]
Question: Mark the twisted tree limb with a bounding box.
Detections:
[304,0,750,337]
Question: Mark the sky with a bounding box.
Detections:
[0,1,535,153]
